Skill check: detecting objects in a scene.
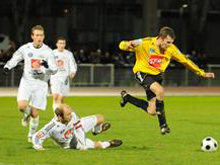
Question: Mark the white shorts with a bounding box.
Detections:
[17,77,48,110]
[80,115,97,133]
[50,78,69,96]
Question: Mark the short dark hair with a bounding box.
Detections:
[57,37,66,42]
[158,26,175,39]
[31,25,44,35]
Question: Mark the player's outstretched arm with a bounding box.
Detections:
[201,72,215,79]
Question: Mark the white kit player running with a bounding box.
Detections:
[50,37,77,112]
[3,25,58,142]
[32,104,122,150]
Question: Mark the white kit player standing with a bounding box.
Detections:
[3,25,58,142]
[50,37,77,112]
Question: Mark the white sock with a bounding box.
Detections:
[100,141,110,149]
[53,103,58,112]
[28,116,39,137]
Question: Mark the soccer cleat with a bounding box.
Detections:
[21,114,30,127]
[160,124,170,135]
[120,90,128,107]
[92,122,111,135]
[109,139,123,147]
[27,136,32,143]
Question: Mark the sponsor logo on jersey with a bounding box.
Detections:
[149,55,163,68]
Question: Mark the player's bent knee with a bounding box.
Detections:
[96,114,104,124]
[18,102,28,111]
[31,109,39,118]
[147,107,156,116]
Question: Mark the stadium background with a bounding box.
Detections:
[0,0,220,88]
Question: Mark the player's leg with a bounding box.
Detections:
[17,78,32,127]
[150,82,170,134]
[81,139,122,149]
[28,107,39,142]
[80,114,111,135]
[120,91,148,112]
[52,93,60,111]
[28,83,48,142]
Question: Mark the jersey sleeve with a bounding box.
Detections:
[32,120,56,149]
[45,50,58,76]
[4,47,24,70]
[119,38,143,52]
[69,52,77,74]
[171,45,205,76]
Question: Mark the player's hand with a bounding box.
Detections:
[69,72,75,79]
[41,60,49,69]
[202,72,215,79]
[127,40,141,49]
[3,67,10,75]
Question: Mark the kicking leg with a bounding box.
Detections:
[120,90,148,112]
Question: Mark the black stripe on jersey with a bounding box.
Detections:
[45,122,56,132]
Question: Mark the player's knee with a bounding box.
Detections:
[94,141,103,149]
[96,114,104,124]
[31,109,39,118]
[18,102,28,111]
[147,107,156,116]
[53,94,59,102]
[156,88,164,99]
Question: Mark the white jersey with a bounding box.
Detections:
[50,49,77,82]
[4,42,57,82]
[32,112,85,149]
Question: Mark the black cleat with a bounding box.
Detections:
[109,139,123,147]
[120,90,128,107]
[92,122,111,135]
[160,124,170,135]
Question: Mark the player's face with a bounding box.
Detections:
[31,30,45,48]
[63,105,72,123]
[56,40,66,52]
[160,35,174,50]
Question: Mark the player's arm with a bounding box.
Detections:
[3,48,24,73]
[171,46,215,78]
[32,120,56,150]
[119,39,143,52]
[68,52,77,79]
[74,124,87,150]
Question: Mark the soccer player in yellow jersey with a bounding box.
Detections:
[119,26,215,135]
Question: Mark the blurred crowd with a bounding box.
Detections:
[0,36,207,68]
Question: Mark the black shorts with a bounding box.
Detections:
[134,71,163,100]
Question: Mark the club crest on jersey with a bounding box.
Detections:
[150,48,155,53]
[28,52,33,58]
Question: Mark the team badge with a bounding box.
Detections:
[150,48,155,53]
[28,52,33,57]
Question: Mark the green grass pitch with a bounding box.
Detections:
[0,96,220,164]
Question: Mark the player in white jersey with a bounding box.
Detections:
[3,25,58,142]
[50,37,77,112]
[32,104,122,150]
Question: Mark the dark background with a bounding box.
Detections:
[0,0,219,64]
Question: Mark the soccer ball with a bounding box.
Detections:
[201,137,218,152]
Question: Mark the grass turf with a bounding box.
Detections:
[0,96,220,164]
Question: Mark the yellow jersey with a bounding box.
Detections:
[119,37,205,76]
